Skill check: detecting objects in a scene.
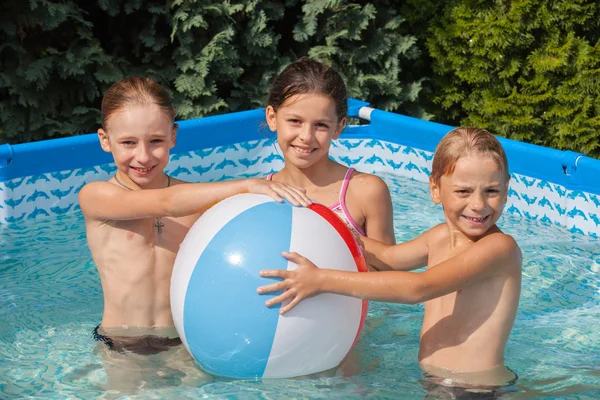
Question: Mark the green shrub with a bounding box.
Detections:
[0,0,421,144]
[423,0,600,158]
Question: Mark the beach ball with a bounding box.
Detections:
[170,193,368,379]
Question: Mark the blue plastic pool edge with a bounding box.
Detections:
[1,98,599,237]
[1,98,598,194]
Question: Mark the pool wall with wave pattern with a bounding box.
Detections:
[1,99,599,237]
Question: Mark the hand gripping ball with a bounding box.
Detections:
[170,193,368,379]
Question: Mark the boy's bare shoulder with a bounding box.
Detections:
[425,226,521,271]
[425,223,450,244]
[474,231,522,276]
[78,180,119,202]
[80,180,112,190]
[169,177,189,186]
[78,181,123,219]
[481,231,522,259]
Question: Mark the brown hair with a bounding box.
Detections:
[101,76,176,129]
[268,57,347,121]
[430,127,510,185]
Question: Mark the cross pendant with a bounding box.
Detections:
[155,217,165,234]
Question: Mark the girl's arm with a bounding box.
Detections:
[258,232,521,314]
[358,174,396,246]
[79,178,310,221]
[349,174,396,271]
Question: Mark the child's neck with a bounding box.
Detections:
[279,159,345,189]
[114,171,169,190]
[447,224,501,249]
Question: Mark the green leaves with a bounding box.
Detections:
[1,0,423,144]
[424,0,600,157]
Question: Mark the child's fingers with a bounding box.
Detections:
[257,279,287,294]
[265,188,284,203]
[282,187,310,207]
[282,251,305,264]
[271,184,310,207]
[286,186,311,206]
[259,269,288,278]
[265,289,296,308]
[283,190,307,206]
[272,186,300,205]
[279,296,302,315]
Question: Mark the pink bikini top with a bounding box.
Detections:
[266,168,366,236]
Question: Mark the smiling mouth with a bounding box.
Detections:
[291,145,315,155]
[131,166,155,174]
[463,215,490,223]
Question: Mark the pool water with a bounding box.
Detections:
[1,173,599,399]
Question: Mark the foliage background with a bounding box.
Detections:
[1,0,598,158]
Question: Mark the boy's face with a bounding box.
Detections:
[430,154,508,240]
[265,93,345,170]
[98,104,177,188]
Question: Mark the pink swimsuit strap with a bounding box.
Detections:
[266,169,366,236]
[331,168,366,236]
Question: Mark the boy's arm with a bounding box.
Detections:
[79,178,310,221]
[258,233,521,314]
[360,229,430,272]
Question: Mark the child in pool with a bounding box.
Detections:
[258,127,522,387]
[264,57,396,249]
[79,76,310,352]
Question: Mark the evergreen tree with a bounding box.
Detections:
[1,0,422,144]
[292,0,424,116]
[0,0,177,142]
[425,0,600,157]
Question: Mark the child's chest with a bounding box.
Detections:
[425,251,501,321]
[427,242,464,270]
[108,214,196,252]
[425,241,478,311]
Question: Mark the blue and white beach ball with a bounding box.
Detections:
[170,193,367,379]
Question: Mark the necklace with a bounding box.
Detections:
[113,174,171,234]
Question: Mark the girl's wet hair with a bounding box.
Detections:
[430,127,510,185]
[101,76,176,130]
[267,57,347,121]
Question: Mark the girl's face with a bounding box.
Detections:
[266,93,345,170]
[98,104,177,188]
[430,153,508,240]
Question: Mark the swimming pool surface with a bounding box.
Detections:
[1,172,599,399]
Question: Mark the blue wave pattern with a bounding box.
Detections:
[0,138,598,237]
[0,166,112,224]
[164,138,284,183]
